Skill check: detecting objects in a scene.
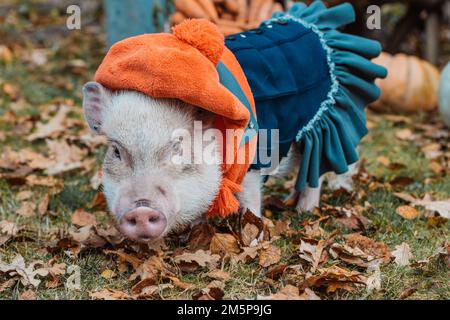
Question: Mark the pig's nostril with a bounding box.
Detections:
[148,216,159,223]
[127,217,137,226]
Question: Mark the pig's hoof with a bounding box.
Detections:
[283,190,299,207]
[296,194,320,213]
[327,177,354,192]
[249,231,264,247]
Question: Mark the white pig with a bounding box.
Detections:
[82,82,357,243]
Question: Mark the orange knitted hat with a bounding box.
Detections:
[94,19,257,218]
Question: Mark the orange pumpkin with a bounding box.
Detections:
[371,52,440,112]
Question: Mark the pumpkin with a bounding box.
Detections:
[371,52,440,113]
[439,62,450,127]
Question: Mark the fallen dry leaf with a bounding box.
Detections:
[0,45,13,63]
[206,269,229,281]
[90,171,103,190]
[192,287,224,300]
[259,285,320,300]
[3,83,17,100]
[0,220,19,236]
[20,289,37,300]
[210,233,240,255]
[241,223,260,247]
[43,261,66,279]
[91,191,107,210]
[38,194,50,216]
[0,220,20,246]
[298,239,326,273]
[265,264,288,280]
[395,128,414,141]
[344,233,391,265]
[105,249,143,271]
[168,276,195,290]
[130,256,174,294]
[89,288,132,300]
[259,244,281,268]
[376,156,391,167]
[46,237,81,257]
[421,143,442,160]
[130,255,171,281]
[269,218,292,237]
[26,175,63,188]
[27,105,71,141]
[0,235,10,247]
[69,225,106,249]
[45,139,86,175]
[101,269,116,279]
[394,192,418,203]
[45,278,61,289]
[173,249,220,270]
[71,209,96,227]
[187,223,215,250]
[391,242,413,266]
[429,161,443,174]
[16,201,36,217]
[135,283,173,299]
[410,241,449,269]
[365,267,382,293]
[0,279,17,293]
[399,286,418,299]
[299,265,367,294]
[240,210,264,246]
[301,217,329,238]
[323,205,370,231]
[330,243,383,269]
[414,198,450,219]
[396,205,420,220]
[0,255,49,287]
[231,246,259,264]
[16,190,33,201]
[96,226,124,245]
[394,193,450,219]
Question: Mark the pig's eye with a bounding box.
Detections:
[112,146,121,160]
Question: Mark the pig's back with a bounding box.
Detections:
[224,19,331,168]
[221,2,387,192]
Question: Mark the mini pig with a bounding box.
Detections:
[83,3,386,243]
[82,82,358,242]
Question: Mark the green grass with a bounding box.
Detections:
[355,119,449,299]
[1,110,448,300]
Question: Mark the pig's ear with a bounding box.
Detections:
[193,108,216,129]
[82,81,111,134]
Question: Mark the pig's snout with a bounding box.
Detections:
[119,206,167,242]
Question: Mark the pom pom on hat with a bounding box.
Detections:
[172,19,225,65]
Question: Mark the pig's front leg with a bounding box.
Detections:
[325,161,359,192]
[238,170,263,245]
[190,171,262,230]
[237,170,263,218]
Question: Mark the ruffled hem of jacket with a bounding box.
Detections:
[267,1,387,190]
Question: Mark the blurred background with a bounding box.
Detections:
[2,0,449,61]
[0,0,449,114]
